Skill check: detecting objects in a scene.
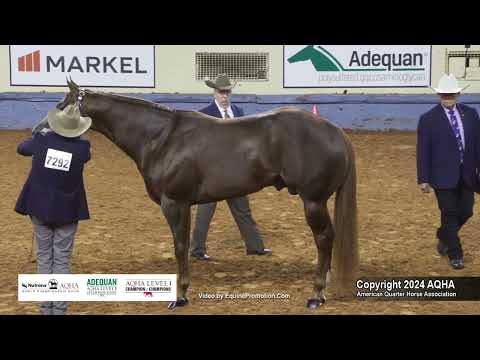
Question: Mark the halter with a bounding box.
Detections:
[76,88,86,113]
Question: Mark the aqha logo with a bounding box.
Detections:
[60,283,79,290]
[144,291,153,297]
[18,50,41,72]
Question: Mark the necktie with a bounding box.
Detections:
[448,109,464,163]
[223,109,231,119]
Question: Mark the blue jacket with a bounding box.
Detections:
[15,131,91,224]
[199,101,244,118]
[417,103,480,190]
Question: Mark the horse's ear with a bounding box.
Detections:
[67,77,79,92]
[70,77,78,88]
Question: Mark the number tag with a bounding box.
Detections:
[44,148,72,172]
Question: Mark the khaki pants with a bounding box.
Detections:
[190,196,265,256]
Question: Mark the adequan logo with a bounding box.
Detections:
[288,45,427,72]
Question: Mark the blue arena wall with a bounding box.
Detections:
[1,93,480,131]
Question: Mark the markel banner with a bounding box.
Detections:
[10,45,155,87]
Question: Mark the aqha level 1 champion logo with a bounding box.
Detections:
[87,278,118,297]
[125,279,173,297]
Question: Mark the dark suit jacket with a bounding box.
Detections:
[417,103,480,190]
[15,131,91,224]
[199,101,244,118]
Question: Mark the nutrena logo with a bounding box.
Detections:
[18,50,40,72]
[288,45,426,72]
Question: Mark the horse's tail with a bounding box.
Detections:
[333,132,359,295]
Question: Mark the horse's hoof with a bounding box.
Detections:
[306,297,326,309]
[167,297,189,310]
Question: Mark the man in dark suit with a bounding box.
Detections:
[190,74,272,260]
[15,104,92,314]
[417,74,480,270]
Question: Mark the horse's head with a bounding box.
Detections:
[57,78,98,131]
[57,77,81,110]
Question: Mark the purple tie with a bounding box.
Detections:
[448,109,464,163]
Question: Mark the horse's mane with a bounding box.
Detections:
[91,91,174,113]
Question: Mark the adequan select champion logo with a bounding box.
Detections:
[86,278,118,297]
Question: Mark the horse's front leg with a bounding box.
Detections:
[160,194,191,309]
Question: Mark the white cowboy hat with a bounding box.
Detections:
[47,104,92,138]
[431,73,469,94]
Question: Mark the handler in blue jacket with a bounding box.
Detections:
[417,74,480,270]
[15,104,92,315]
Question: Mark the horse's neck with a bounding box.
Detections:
[91,104,173,168]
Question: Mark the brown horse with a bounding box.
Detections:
[57,79,358,309]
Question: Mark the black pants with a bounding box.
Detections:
[434,176,474,260]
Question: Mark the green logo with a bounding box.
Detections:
[288,45,342,71]
[87,278,117,286]
[288,45,425,72]
[86,278,117,297]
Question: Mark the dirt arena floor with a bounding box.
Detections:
[1,130,479,315]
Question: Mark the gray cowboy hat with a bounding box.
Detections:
[205,74,236,91]
[47,104,92,138]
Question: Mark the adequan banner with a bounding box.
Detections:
[10,45,155,87]
[284,45,432,88]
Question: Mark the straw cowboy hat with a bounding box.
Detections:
[47,104,92,138]
[205,74,236,91]
[432,73,469,94]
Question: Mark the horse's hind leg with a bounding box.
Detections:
[160,194,191,309]
[303,199,334,309]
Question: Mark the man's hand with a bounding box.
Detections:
[419,183,432,193]
[32,116,50,135]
